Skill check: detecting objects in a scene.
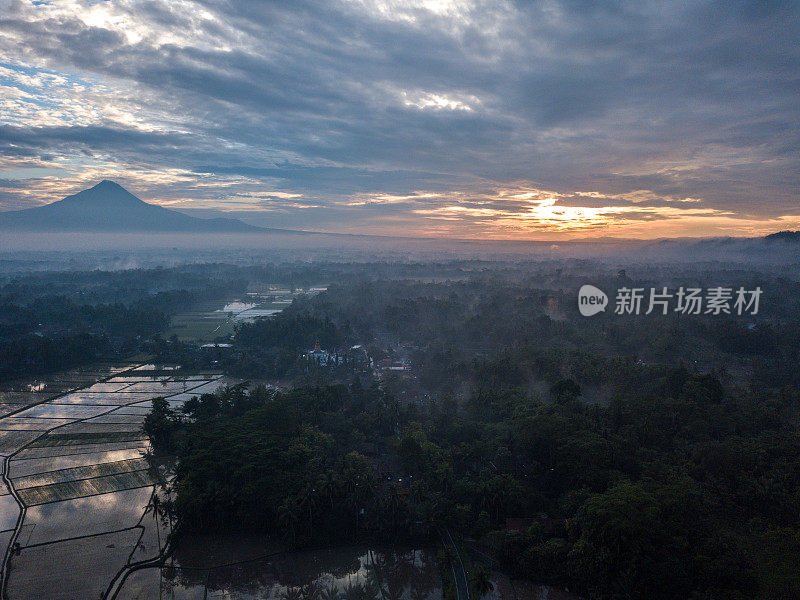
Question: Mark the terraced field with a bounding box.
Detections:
[0,364,225,600]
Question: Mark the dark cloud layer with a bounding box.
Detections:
[0,0,798,237]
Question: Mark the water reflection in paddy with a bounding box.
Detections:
[13,440,149,460]
[218,301,258,312]
[16,403,110,419]
[9,527,144,600]
[114,405,157,416]
[79,382,136,393]
[0,420,59,431]
[0,492,20,531]
[52,391,156,405]
[234,308,282,320]
[10,447,146,476]
[0,364,226,599]
[86,413,146,424]
[19,487,153,546]
[117,540,442,600]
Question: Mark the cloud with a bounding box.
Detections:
[0,0,797,238]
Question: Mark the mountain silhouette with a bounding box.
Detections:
[0,181,262,233]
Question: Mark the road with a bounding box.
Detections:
[442,528,470,600]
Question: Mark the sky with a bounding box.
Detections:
[0,0,798,240]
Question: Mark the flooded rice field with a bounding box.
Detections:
[0,362,445,600]
[0,363,225,600]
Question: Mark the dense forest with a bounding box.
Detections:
[4,258,799,597]
[142,266,800,600]
[148,368,800,599]
[203,273,800,392]
[0,266,245,380]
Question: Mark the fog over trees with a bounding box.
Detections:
[2,244,799,599]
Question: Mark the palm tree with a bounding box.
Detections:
[343,582,364,600]
[282,587,303,600]
[344,474,364,532]
[469,566,494,600]
[144,492,164,552]
[385,485,404,532]
[382,577,404,600]
[320,583,340,600]
[362,582,380,600]
[278,498,300,544]
[297,485,319,538]
[301,582,321,600]
[317,470,339,512]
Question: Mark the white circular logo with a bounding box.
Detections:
[578,285,608,316]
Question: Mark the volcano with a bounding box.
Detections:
[0,181,262,233]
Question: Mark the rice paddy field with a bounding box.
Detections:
[163,287,321,342]
[0,286,443,599]
[0,362,445,600]
[0,363,226,600]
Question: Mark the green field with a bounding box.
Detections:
[164,312,236,342]
[163,291,315,342]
